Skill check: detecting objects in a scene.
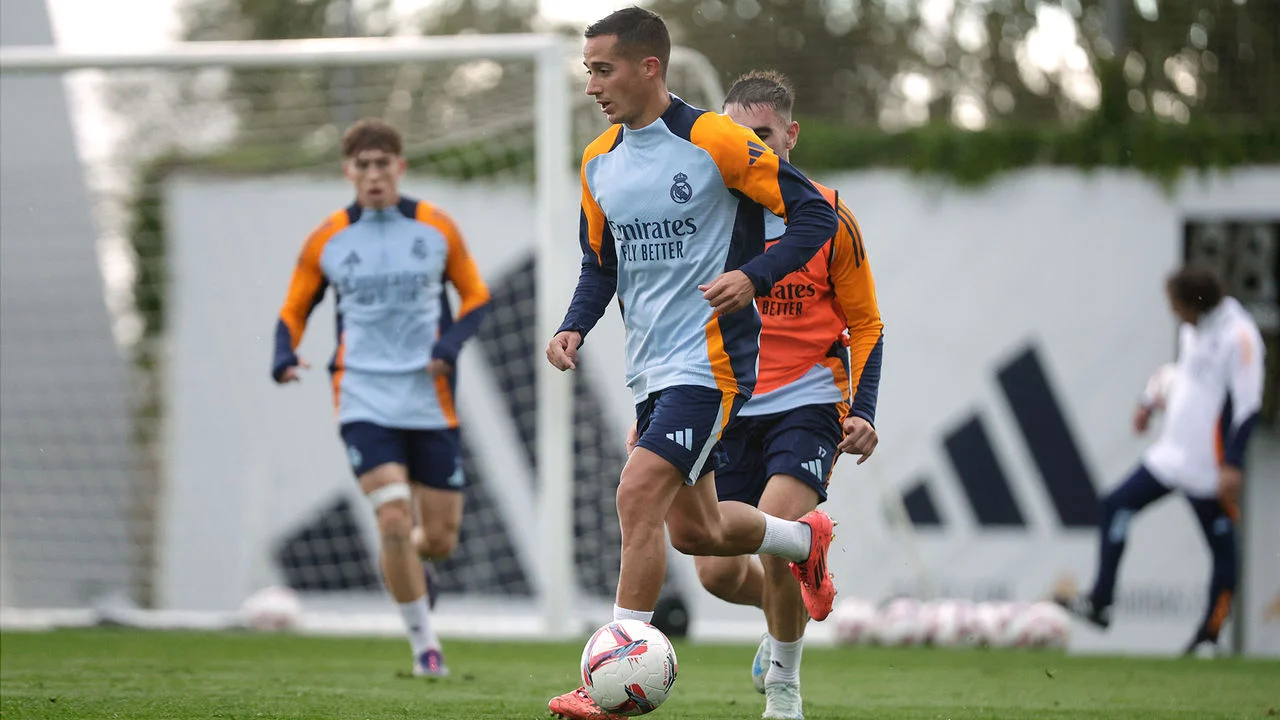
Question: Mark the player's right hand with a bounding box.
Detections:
[1132,404,1152,434]
[278,357,311,383]
[838,415,877,464]
[546,331,582,371]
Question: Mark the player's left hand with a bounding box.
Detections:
[427,359,453,377]
[838,415,877,464]
[1218,465,1243,509]
[625,421,639,456]
[700,270,756,316]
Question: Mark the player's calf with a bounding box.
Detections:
[613,448,689,612]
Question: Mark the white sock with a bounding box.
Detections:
[757,514,811,563]
[398,596,439,656]
[765,635,803,686]
[613,605,655,623]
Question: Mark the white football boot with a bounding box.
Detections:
[762,681,803,719]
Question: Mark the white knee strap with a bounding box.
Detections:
[366,482,412,508]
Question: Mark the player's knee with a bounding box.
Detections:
[615,476,664,531]
[695,557,742,600]
[418,526,460,560]
[376,502,414,549]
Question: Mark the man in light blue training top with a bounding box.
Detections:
[544,8,840,719]
[272,118,491,678]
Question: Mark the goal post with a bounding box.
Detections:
[0,35,725,638]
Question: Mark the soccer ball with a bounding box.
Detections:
[925,599,976,648]
[1145,362,1178,408]
[871,597,927,646]
[240,585,302,631]
[969,601,1027,648]
[581,620,678,715]
[832,597,878,645]
[1006,602,1071,649]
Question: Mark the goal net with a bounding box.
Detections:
[0,34,724,638]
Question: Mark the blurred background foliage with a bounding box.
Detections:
[116,0,1280,357]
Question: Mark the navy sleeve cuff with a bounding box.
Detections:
[741,267,771,297]
[433,303,491,368]
[1223,412,1260,469]
[850,335,884,425]
[559,262,617,343]
[271,320,298,383]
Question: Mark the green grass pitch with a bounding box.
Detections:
[2,629,1277,719]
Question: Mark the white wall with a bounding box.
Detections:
[163,167,1279,656]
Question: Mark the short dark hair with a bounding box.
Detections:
[585,7,671,78]
[724,70,796,118]
[1166,264,1225,314]
[341,118,403,158]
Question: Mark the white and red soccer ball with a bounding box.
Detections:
[581,620,678,716]
[871,597,928,646]
[832,597,879,645]
[831,597,1070,651]
[923,599,977,647]
[240,585,302,631]
[1005,601,1071,649]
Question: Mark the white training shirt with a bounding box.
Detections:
[1143,297,1266,498]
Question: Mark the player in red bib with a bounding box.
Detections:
[689,71,884,720]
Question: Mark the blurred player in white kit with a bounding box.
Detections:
[1058,265,1266,656]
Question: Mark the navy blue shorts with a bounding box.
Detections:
[716,403,842,505]
[635,385,745,484]
[338,422,465,491]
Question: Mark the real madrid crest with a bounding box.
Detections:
[669,172,692,204]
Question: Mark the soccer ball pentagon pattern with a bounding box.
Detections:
[581,620,678,716]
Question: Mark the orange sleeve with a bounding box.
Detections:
[560,126,623,338]
[417,202,490,316]
[828,196,883,398]
[581,125,623,268]
[688,113,790,219]
[279,210,347,347]
[689,112,835,295]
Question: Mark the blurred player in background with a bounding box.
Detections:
[1058,265,1265,657]
[683,70,883,719]
[272,119,491,677]
[543,8,839,719]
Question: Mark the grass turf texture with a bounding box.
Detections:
[2,630,1277,719]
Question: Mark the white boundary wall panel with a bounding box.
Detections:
[159,168,1279,655]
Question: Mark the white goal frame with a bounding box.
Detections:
[0,34,731,640]
[0,34,578,636]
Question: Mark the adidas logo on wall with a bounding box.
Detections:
[900,345,1099,531]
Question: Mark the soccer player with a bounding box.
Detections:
[684,71,882,719]
[544,9,839,719]
[272,119,491,677]
[1057,265,1265,657]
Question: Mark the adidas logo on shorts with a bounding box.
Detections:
[665,428,695,451]
[802,458,824,479]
